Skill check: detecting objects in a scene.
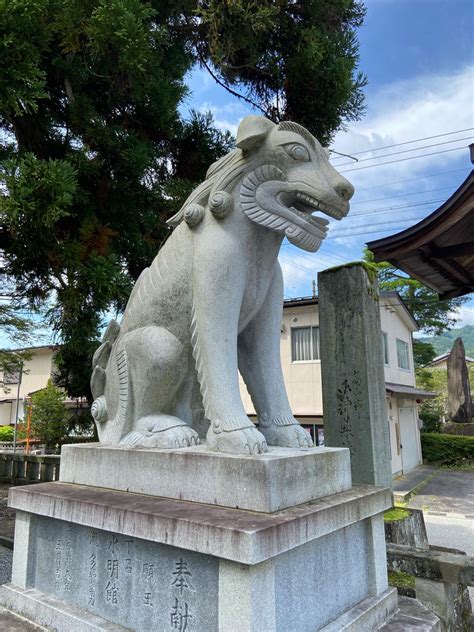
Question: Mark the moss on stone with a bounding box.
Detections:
[384,507,411,523]
[388,570,416,590]
[322,261,379,290]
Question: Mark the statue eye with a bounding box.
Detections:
[283,143,310,161]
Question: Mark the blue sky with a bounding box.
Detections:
[182,0,474,327]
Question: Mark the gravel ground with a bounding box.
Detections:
[0,545,12,585]
[0,484,16,541]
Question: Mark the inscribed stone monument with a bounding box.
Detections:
[447,337,472,423]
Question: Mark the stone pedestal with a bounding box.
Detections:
[0,443,397,631]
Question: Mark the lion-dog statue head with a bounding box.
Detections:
[168,115,354,252]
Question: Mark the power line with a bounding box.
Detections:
[330,216,425,236]
[334,137,473,167]
[356,168,470,192]
[351,185,455,207]
[331,128,474,161]
[347,197,445,218]
[340,146,467,173]
[327,224,415,240]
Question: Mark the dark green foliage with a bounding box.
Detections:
[413,340,436,369]
[197,0,367,144]
[421,433,474,465]
[1,1,367,400]
[30,379,68,448]
[0,1,231,399]
[416,368,447,430]
[418,412,441,434]
[364,250,468,337]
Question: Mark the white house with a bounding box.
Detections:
[0,345,87,428]
[0,346,59,426]
[239,291,434,476]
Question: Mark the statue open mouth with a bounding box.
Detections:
[294,191,345,220]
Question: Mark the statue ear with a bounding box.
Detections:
[236,116,275,152]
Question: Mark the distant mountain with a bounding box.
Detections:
[420,325,474,358]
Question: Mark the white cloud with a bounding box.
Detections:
[331,65,474,190]
[451,303,474,328]
[198,101,253,136]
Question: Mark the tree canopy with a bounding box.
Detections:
[1,0,367,400]
[364,249,469,367]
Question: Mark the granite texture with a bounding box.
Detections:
[91,115,354,454]
[8,482,391,565]
[30,516,218,632]
[0,585,129,631]
[60,443,352,512]
[320,587,398,631]
[380,595,441,631]
[318,264,393,489]
[3,512,390,631]
[0,605,47,631]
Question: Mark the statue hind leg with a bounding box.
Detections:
[102,325,200,448]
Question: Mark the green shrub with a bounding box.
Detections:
[421,433,474,465]
[419,411,441,433]
[0,425,14,441]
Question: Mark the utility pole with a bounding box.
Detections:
[312,279,316,298]
[12,362,23,455]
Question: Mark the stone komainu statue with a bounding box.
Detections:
[91,116,354,454]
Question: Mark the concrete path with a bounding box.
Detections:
[406,468,474,518]
[392,465,437,503]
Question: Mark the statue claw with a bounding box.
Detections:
[259,421,313,449]
[207,424,267,455]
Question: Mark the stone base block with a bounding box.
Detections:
[1,481,394,631]
[59,443,351,512]
[380,595,441,631]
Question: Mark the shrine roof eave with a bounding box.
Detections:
[367,171,474,299]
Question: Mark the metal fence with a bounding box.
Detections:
[0,452,60,484]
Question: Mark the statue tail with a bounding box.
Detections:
[90,320,121,427]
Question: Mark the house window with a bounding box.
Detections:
[396,338,410,370]
[3,370,20,384]
[291,326,320,361]
[382,332,389,365]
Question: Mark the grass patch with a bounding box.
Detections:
[388,570,415,590]
[384,507,410,523]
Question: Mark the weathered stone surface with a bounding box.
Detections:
[31,516,218,631]
[0,605,47,632]
[386,543,474,586]
[318,263,393,489]
[415,577,472,632]
[60,443,351,512]
[384,508,429,550]
[320,587,398,631]
[0,585,129,631]
[8,482,391,565]
[447,337,472,423]
[2,502,392,631]
[91,115,354,455]
[380,595,441,631]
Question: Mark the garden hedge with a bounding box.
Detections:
[421,432,474,465]
[0,426,14,441]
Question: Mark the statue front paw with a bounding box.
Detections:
[259,421,313,449]
[121,414,200,449]
[206,424,267,455]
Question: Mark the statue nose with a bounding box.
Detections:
[335,179,354,202]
